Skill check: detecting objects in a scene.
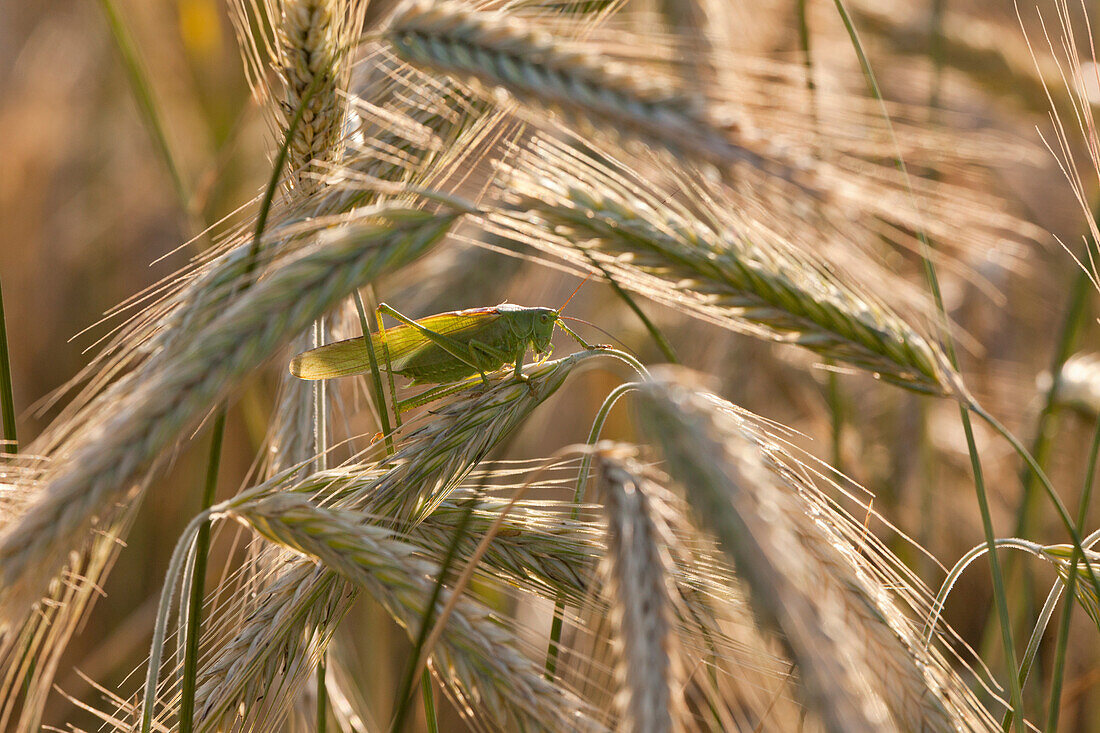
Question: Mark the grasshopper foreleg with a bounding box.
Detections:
[513,344,539,395]
[558,321,595,350]
[512,345,528,381]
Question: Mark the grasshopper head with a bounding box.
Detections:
[529,307,558,355]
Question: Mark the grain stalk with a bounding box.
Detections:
[596,452,680,733]
[229,0,365,194]
[228,494,604,732]
[275,0,346,192]
[0,207,459,633]
[270,7,354,711]
[96,0,195,222]
[191,561,350,730]
[177,414,225,733]
[186,3,356,714]
[415,494,599,606]
[191,355,589,729]
[1046,406,1100,731]
[381,0,779,174]
[635,371,991,732]
[502,157,960,397]
[0,279,15,453]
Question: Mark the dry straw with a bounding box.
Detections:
[596,452,681,733]
[228,493,604,732]
[634,370,989,732]
[0,207,460,634]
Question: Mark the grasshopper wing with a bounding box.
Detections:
[289,338,378,379]
[290,326,428,379]
[289,325,425,379]
[290,308,503,380]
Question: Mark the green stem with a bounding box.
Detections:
[959,404,1023,730]
[926,534,1089,733]
[317,655,327,733]
[178,410,226,733]
[796,0,815,95]
[927,0,947,111]
[588,256,677,363]
[980,199,1096,696]
[314,319,328,469]
[421,669,438,733]
[313,318,329,731]
[924,540,1039,646]
[390,497,479,733]
[355,290,396,455]
[826,368,843,473]
[973,404,1100,601]
[143,514,210,733]
[1015,265,1092,539]
[0,277,16,452]
[545,382,639,677]
[831,2,1024,726]
[379,307,402,432]
[982,263,1092,699]
[96,0,191,213]
[243,71,324,280]
[1046,412,1100,731]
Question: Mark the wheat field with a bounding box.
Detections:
[1,0,1100,730]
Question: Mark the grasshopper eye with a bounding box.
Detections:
[540,313,550,323]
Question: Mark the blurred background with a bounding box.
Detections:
[3,0,1100,728]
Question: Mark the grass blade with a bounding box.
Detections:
[0,278,16,453]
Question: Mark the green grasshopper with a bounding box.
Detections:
[289,301,594,386]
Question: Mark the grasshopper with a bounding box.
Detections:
[289,302,595,386]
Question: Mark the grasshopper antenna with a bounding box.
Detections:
[560,316,639,358]
[557,274,591,314]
